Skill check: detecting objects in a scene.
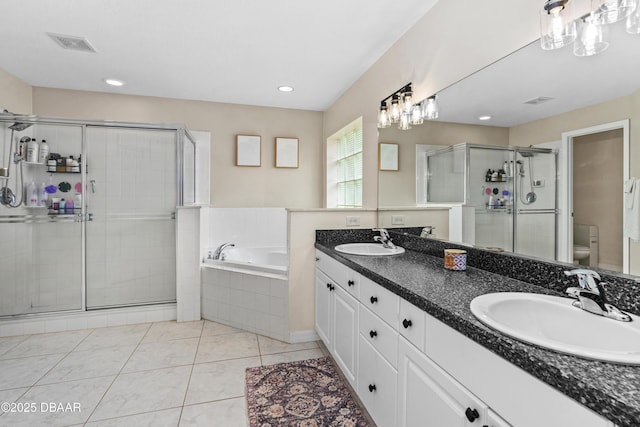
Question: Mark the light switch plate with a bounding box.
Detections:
[391,215,405,225]
[346,216,360,226]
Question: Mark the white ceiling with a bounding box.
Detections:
[0,0,439,111]
[437,21,640,127]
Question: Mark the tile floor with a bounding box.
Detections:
[0,320,326,426]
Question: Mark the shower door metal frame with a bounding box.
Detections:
[0,113,196,318]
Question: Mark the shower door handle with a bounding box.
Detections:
[76,213,93,222]
[516,209,558,214]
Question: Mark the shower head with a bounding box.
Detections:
[518,151,535,158]
[8,122,32,131]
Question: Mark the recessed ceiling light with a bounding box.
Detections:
[104,78,125,87]
[478,115,492,121]
[278,85,294,93]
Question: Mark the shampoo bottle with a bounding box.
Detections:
[38,182,48,207]
[38,139,49,164]
[26,139,39,163]
[27,181,38,206]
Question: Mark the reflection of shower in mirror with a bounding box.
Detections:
[1,121,34,208]
[518,152,537,205]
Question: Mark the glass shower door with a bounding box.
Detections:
[514,149,557,260]
[85,127,177,309]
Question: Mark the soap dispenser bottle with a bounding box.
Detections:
[38,139,49,164]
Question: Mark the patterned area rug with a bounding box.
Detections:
[245,357,370,426]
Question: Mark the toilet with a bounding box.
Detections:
[573,244,591,261]
[573,224,598,267]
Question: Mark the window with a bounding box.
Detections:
[327,120,362,208]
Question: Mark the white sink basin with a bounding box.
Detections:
[334,243,405,256]
[470,292,640,364]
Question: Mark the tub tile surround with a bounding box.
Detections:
[315,229,640,427]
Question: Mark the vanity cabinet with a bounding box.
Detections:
[315,254,359,387]
[315,249,617,427]
[397,336,488,426]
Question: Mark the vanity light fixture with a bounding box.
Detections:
[574,12,610,56]
[103,78,124,87]
[540,0,638,56]
[423,95,439,120]
[377,84,438,129]
[592,0,637,24]
[540,0,577,50]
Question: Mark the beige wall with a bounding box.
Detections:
[287,209,377,335]
[573,129,623,270]
[379,121,509,207]
[323,0,543,209]
[0,68,32,114]
[32,87,324,208]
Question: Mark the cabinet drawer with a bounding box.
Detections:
[359,275,399,328]
[358,334,397,427]
[359,305,398,367]
[315,250,359,299]
[399,299,426,351]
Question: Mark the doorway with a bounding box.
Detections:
[558,120,629,273]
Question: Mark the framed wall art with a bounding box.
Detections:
[379,142,399,171]
[236,135,261,167]
[275,137,299,168]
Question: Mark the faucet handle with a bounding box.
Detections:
[564,269,601,291]
[372,228,390,239]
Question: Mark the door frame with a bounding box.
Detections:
[559,119,630,273]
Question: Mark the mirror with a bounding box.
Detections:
[378,22,640,273]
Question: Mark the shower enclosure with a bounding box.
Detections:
[424,143,557,259]
[0,113,196,317]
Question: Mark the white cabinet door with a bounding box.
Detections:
[315,269,334,348]
[398,337,487,427]
[358,335,398,427]
[332,284,359,387]
[487,409,512,427]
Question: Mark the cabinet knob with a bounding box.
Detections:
[369,330,377,338]
[347,280,355,287]
[370,296,378,304]
[326,283,331,290]
[315,257,320,261]
[330,284,335,291]
[368,384,376,393]
[465,407,480,422]
[402,319,413,329]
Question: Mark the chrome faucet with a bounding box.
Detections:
[212,242,235,260]
[372,228,396,249]
[564,269,631,322]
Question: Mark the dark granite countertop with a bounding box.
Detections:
[315,235,640,427]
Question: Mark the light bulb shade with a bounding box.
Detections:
[402,91,413,113]
[540,0,577,50]
[592,0,637,24]
[398,112,412,130]
[410,104,424,125]
[389,96,401,123]
[423,96,439,120]
[574,15,609,56]
[378,104,391,128]
[627,1,640,32]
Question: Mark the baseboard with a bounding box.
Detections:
[288,329,320,343]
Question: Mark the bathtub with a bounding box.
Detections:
[203,246,288,276]
[201,246,289,341]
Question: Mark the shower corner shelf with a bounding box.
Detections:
[24,161,45,166]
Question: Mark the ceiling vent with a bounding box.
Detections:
[523,96,554,105]
[47,33,96,53]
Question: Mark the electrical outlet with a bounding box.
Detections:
[391,215,405,225]
[346,216,360,226]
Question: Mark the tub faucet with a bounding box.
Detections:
[372,228,396,249]
[564,269,631,322]
[212,242,235,260]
